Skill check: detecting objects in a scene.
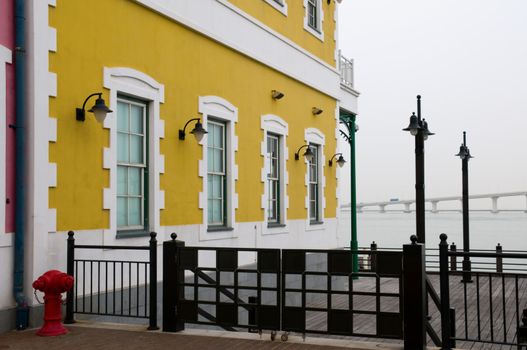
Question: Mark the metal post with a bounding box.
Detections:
[496,243,503,273]
[370,241,377,271]
[439,234,452,350]
[460,132,472,283]
[64,231,75,324]
[403,235,426,350]
[349,114,358,276]
[518,309,527,349]
[449,243,457,271]
[415,96,426,244]
[148,232,159,330]
[339,112,358,277]
[163,233,185,332]
[449,308,456,349]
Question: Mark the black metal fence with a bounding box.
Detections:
[360,242,527,273]
[438,234,527,349]
[163,234,436,347]
[64,231,158,330]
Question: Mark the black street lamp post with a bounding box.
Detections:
[456,131,473,283]
[403,95,434,244]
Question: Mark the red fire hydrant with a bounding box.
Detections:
[32,270,74,336]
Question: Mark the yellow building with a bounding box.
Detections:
[1,0,359,329]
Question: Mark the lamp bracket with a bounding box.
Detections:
[179,117,201,140]
[76,92,102,122]
[329,153,343,167]
[295,144,310,160]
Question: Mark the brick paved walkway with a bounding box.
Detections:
[0,324,404,350]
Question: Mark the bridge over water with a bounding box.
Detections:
[344,191,527,213]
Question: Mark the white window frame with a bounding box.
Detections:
[308,143,320,222]
[264,0,288,16]
[116,97,148,231]
[207,119,227,227]
[260,114,289,235]
[198,96,238,241]
[102,67,165,240]
[303,0,325,41]
[304,128,326,230]
[0,45,11,238]
[267,134,280,223]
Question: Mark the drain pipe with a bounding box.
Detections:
[13,0,29,330]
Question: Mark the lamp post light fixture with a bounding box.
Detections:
[179,118,208,142]
[271,90,285,100]
[76,92,113,124]
[329,153,346,167]
[456,131,474,283]
[312,107,323,116]
[339,112,359,277]
[402,95,434,244]
[294,144,314,162]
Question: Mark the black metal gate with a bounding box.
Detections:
[164,243,281,331]
[163,234,408,343]
[280,249,403,339]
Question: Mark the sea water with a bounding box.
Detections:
[338,210,527,251]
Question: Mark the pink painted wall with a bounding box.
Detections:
[0,0,16,233]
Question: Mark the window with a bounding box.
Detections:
[103,67,164,239]
[116,97,148,231]
[307,0,319,30]
[303,0,324,40]
[267,134,280,224]
[264,0,288,15]
[260,114,288,233]
[207,120,227,227]
[198,96,238,238]
[308,144,320,222]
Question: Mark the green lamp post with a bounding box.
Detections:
[339,112,358,275]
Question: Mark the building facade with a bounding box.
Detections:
[0,0,359,331]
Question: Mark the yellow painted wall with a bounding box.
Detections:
[48,0,337,231]
[228,0,337,67]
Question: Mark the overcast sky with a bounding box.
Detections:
[336,0,527,207]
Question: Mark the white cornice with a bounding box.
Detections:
[131,0,341,99]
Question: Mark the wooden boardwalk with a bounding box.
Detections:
[304,273,527,349]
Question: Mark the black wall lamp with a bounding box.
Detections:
[179,117,208,142]
[312,107,323,115]
[76,92,112,124]
[329,153,346,167]
[295,144,314,162]
[271,90,285,100]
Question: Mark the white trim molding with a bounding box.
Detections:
[263,0,288,16]
[131,0,340,99]
[304,127,326,231]
[303,0,325,42]
[0,45,12,235]
[334,104,342,223]
[198,96,239,241]
[102,67,165,238]
[260,114,289,235]
[25,0,58,302]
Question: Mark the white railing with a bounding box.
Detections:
[339,50,354,89]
